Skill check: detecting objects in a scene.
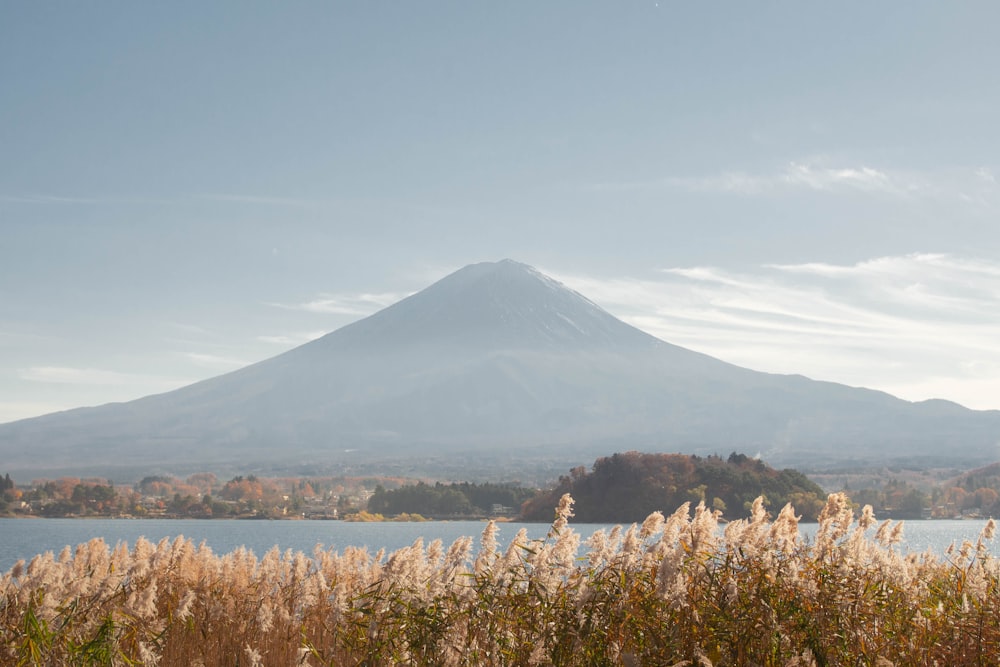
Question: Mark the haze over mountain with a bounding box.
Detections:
[2,259,999,480]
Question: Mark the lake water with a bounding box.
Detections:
[1,517,995,573]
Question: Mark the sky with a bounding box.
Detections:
[3,2,1000,423]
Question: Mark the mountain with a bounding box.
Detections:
[2,259,999,480]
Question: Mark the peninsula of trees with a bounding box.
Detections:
[520,452,829,522]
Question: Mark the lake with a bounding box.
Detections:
[1,517,995,573]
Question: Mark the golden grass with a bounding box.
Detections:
[1,493,997,666]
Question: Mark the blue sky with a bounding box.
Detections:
[3,2,1000,422]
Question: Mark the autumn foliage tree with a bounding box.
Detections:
[520,451,827,522]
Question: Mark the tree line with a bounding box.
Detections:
[367,481,536,518]
[0,472,392,519]
[9,453,1000,523]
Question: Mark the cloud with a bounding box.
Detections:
[19,366,194,388]
[182,353,252,369]
[200,194,323,208]
[0,194,171,205]
[782,162,906,194]
[767,254,1000,319]
[167,322,211,335]
[553,253,1000,410]
[10,367,199,421]
[0,401,75,424]
[257,331,328,346]
[976,167,996,184]
[269,291,410,316]
[658,161,919,197]
[596,160,997,203]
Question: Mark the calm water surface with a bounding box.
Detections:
[0,518,557,572]
[1,517,995,573]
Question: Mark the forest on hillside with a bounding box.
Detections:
[935,461,1000,517]
[520,452,828,522]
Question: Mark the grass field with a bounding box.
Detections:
[2,493,997,666]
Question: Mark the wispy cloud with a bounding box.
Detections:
[0,194,172,205]
[257,331,328,346]
[269,292,410,316]
[0,401,75,424]
[554,253,1000,410]
[663,161,918,197]
[199,194,324,207]
[182,352,252,369]
[594,160,997,203]
[19,366,194,389]
[167,322,211,335]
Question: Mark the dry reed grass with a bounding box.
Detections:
[1,493,997,666]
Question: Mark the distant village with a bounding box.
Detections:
[0,472,417,521]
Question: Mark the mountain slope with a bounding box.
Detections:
[2,259,999,478]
